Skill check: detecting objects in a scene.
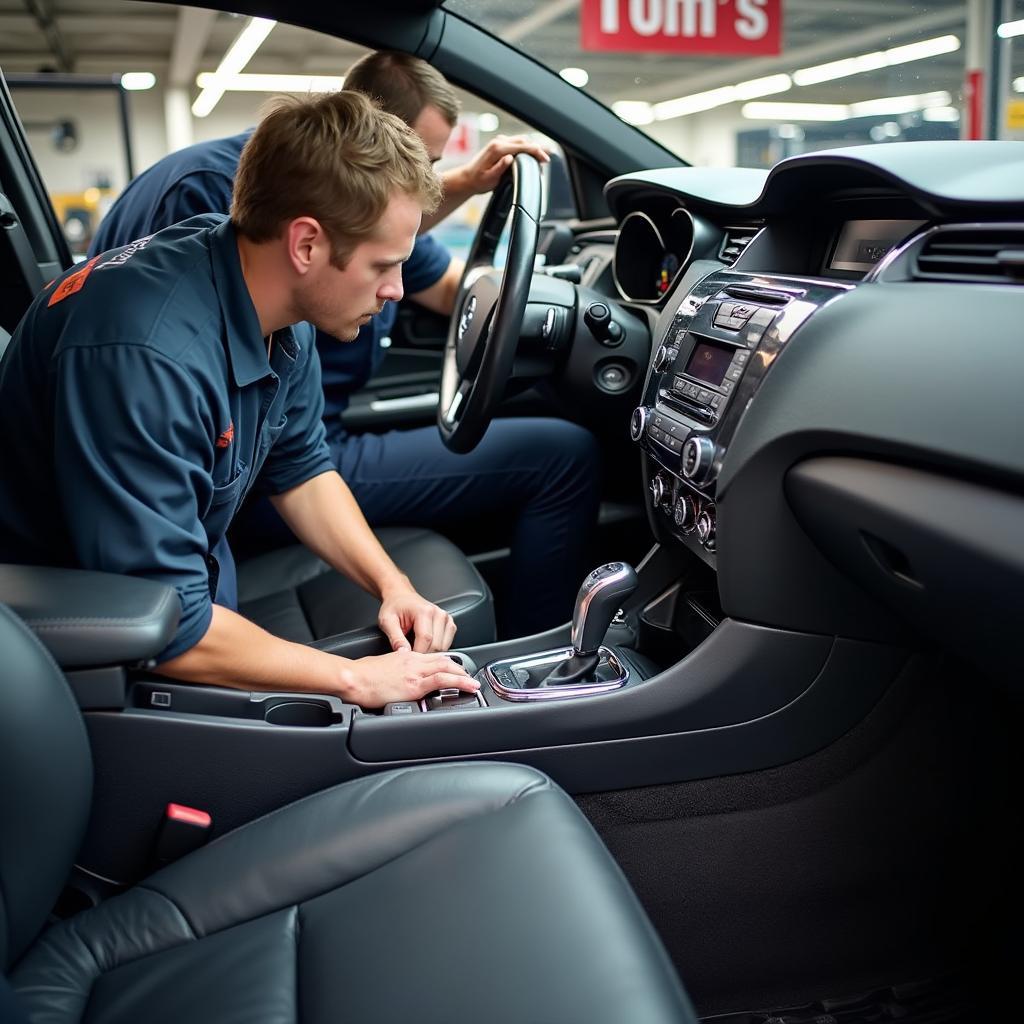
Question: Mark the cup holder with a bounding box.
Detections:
[264,700,336,728]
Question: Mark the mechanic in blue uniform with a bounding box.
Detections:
[0,90,478,707]
[89,52,602,638]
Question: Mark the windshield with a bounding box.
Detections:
[444,0,1024,168]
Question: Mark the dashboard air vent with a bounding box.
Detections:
[718,226,758,265]
[913,227,1024,284]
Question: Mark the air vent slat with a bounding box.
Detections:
[718,226,758,266]
[913,226,1024,285]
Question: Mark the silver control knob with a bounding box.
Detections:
[681,435,715,482]
[652,345,673,372]
[673,495,696,532]
[696,509,716,550]
[630,406,650,442]
[649,474,667,508]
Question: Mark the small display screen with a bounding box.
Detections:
[684,340,733,386]
[829,219,924,274]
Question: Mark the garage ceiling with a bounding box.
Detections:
[0,0,1020,125]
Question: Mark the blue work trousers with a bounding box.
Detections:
[234,417,602,638]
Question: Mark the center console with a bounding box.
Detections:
[630,271,850,566]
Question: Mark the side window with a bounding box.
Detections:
[430,93,574,268]
[6,79,137,260]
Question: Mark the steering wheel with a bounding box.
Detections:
[437,153,542,453]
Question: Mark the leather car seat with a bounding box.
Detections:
[0,603,695,1023]
[236,526,496,657]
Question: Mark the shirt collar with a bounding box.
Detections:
[208,217,275,387]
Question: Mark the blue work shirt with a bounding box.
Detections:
[89,130,452,439]
[0,215,334,662]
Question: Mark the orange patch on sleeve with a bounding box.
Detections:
[47,255,101,307]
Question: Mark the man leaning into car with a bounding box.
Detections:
[0,90,480,708]
[89,52,600,639]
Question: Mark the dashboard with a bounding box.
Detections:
[571,141,1024,687]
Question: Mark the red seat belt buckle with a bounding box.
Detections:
[155,803,213,865]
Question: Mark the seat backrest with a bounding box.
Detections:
[0,604,92,970]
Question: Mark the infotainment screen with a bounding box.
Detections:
[683,340,733,387]
[829,219,924,274]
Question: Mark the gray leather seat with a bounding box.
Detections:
[237,526,496,656]
[0,603,695,1023]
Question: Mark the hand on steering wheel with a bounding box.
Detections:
[437,153,542,453]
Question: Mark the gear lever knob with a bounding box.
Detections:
[571,562,638,656]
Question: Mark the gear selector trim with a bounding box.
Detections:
[487,645,629,702]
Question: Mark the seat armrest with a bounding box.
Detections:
[0,565,180,668]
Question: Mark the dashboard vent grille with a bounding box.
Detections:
[913,227,1024,284]
[718,226,758,265]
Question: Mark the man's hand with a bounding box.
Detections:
[344,649,478,708]
[379,585,457,653]
[422,136,551,232]
[450,135,551,197]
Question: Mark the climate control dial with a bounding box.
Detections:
[673,494,697,532]
[681,435,716,483]
[696,508,716,551]
[630,406,650,442]
[649,474,668,508]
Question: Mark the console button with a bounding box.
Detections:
[710,394,723,408]
[726,366,743,381]
[713,315,739,330]
[599,365,627,390]
[696,388,712,404]
[750,308,776,327]
[733,349,750,365]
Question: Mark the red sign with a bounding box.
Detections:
[581,0,781,56]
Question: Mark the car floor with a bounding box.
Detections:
[575,652,1021,1018]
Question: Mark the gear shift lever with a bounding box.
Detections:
[541,562,638,686]
[572,562,639,655]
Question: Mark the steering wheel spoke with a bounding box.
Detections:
[437,154,542,454]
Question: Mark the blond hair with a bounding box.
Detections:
[345,51,460,128]
[231,90,441,267]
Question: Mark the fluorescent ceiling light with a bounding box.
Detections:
[922,106,960,122]
[559,67,589,88]
[1014,76,1024,92]
[654,75,791,121]
[742,102,849,121]
[792,34,960,86]
[612,100,654,125]
[478,112,500,132]
[744,91,953,122]
[121,72,156,91]
[849,90,951,116]
[192,17,276,118]
[195,73,343,92]
[997,18,1024,38]
[733,74,792,101]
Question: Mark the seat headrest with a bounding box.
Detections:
[0,605,92,969]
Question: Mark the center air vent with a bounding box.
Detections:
[718,225,759,265]
[913,226,1024,284]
